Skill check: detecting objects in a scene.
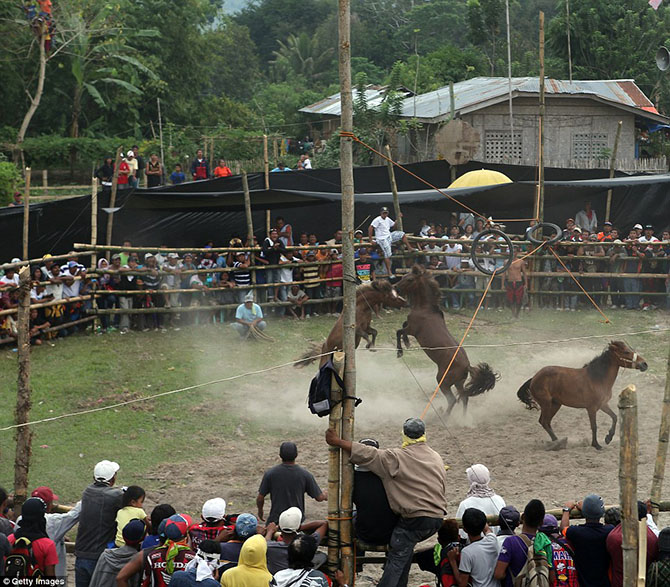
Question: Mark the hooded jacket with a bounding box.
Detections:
[220,535,273,587]
[90,544,140,587]
[349,441,447,519]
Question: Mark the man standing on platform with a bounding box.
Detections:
[368,207,414,276]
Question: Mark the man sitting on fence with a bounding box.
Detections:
[232,291,267,338]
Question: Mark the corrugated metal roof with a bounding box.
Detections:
[299,85,396,116]
[300,77,667,122]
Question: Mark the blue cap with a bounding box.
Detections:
[235,513,258,539]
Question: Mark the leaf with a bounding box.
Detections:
[97,78,143,95]
[84,82,106,108]
[113,54,159,80]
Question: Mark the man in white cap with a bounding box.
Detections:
[125,150,138,187]
[368,207,414,276]
[232,291,266,338]
[189,498,229,551]
[74,460,122,587]
[326,418,447,587]
[264,507,327,574]
[454,464,506,539]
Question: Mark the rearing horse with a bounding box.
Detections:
[394,265,498,416]
[517,340,648,449]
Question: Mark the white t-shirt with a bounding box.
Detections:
[443,243,463,270]
[62,277,81,298]
[456,494,506,539]
[279,255,294,283]
[0,274,19,287]
[46,281,63,301]
[371,216,395,239]
[639,235,659,243]
[302,157,312,170]
[459,532,501,587]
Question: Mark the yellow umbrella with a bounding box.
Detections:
[448,169,513,189]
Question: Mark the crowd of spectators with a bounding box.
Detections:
[2,420,666,587]
[0,201,668,344]
[94,145,315,190]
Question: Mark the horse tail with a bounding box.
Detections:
[293,342,324,369]
[464,363,499,397]
[516,378,539,410]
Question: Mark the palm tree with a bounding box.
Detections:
[270,32,333,82]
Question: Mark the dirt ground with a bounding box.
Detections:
[119,309,669,586]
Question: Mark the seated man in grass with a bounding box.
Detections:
[232,291,267,338]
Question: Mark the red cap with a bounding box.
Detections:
[31,486,58,504]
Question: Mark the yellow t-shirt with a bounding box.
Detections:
[115,506,147,546]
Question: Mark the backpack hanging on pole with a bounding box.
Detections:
[308,357,360,417]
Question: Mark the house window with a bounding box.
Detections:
[573,133,609,159]
[485,131,522,161]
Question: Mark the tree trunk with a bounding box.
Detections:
[14,36,47,164]
[69,85,82,178]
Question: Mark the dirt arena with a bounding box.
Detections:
[127,308,669,585]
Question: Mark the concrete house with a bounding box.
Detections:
[300,77,669,172]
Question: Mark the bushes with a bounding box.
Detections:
[0,158,21,206]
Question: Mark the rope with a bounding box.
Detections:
[338,131,487,221]
[0,351,334,432]
[548,246,611,324]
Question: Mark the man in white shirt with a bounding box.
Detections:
[575,201,598,233]
[639,224,659,243]
[368,207,414,276]
[459,508,501,587]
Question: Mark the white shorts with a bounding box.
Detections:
[377,231,405,258]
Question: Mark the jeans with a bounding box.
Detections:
[378,516,442,587]
[232,321,267,337]
[119,296,133,330]
[75,557,98,587]
[623,277,640,310]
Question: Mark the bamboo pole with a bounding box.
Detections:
[605,121,623,223]
[42,169,48,198]
[105,147,123,259]
[242,170,258,299]
[263,134,270,190]
[385,145,403,232]
[537,12,545,223]
[619,384,638,587]
[13,266,32,515]
[91,178,98,268]
[23,168,31,261]
[637,518,647,587]
[651,344,670,523]
[338,0,356,581]
[327,351,345,574]
[0,295,93,317]
[0,252,95,272]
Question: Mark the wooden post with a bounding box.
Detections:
[566,0,573,83]
[327,351,345,574]
[42,169,48,198]
[157,98,165,175]
[650,344,670,523]
[637,518,647,587]
[537,11,545,224]
[338,0,356,582]
[13,266,32,515]
[605,120,623,223]
[619,384,638,587]
[210,138,215,174]
[106,147,123,259]
[385,145,403,232]
[23,168,31,261]
[263,134,270,190]
[242,171,257,298]
[91,178,98,268]
[505,0,514,159]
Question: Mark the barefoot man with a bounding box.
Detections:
[502,248,527,317]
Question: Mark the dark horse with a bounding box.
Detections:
[295,280,407,368]
[517,340,648,449]
[394,265,498,416]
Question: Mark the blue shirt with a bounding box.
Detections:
[235,303,263,322]
[170,171,186,184]
[271,167,292,172]
[169,567,219,587]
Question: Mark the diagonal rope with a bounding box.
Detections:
[548,246,611,324]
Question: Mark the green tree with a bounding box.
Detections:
[270,32,334,84]
[467,0,505,75]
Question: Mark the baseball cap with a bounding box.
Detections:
[202,498,227,522]
[581,494,605,519]
[380,206,389,213]
[403,417,425,439]
[603,221,613,226]
[234,513,257,539]
[167,253,179,259]
[42,254,52,259]
[164,513,193,541]
[122,519,147,546]
[244,291,254,302]
[659,528,670,554]
[126,150,134,158]
[11,258,21,264]
[573,227,582,233]
[645,224,653,230]
[144,252,155,260]
[67,261,78,268]
[540,514,559,533]
[94,460,120,482]
[31,486,58,504]
[278,507,302,533]
[634,223,643,230]
[498,505,520,529]
[354,229,363,236]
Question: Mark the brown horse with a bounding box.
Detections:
[394,265,498,416]
[295,280,407,368]
[517,340,648,449]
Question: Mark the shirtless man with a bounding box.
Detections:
[502,249,527,318]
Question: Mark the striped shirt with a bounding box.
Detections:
[232,261,251,286]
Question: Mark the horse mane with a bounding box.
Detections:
[583,345,615,380]
[398,264,441,308]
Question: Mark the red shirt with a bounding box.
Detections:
[327,263,343,287]
[116,161,130,185]
[606,523,658,587]
[8,535,59,572]
[213,166,232,178]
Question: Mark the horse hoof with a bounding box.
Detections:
[396,351,403,358]
[545,437,568,451]
[593,443,603,451]
[368,348,377,352]
[605,434,614,445]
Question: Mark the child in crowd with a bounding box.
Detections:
[114,485,148,547]
[170,164,186,185]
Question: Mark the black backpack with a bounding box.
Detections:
[308,358,360,417]
[5,536,43,578]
